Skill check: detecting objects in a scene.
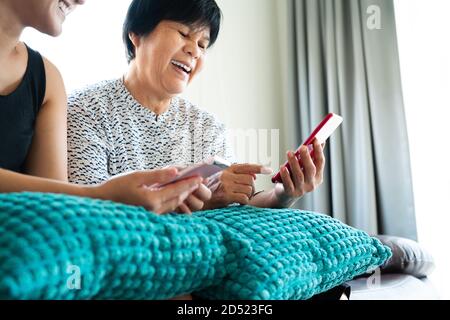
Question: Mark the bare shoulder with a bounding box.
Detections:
[41,56,66,107]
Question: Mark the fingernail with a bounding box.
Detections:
[260,167,273,175]
[288,151,294,158]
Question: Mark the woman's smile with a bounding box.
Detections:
[171,63,189,81]
[170,59,192,81]
[57,0,73,20]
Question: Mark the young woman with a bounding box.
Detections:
[0,0,207,214]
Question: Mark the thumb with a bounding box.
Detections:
[135,168,178,186]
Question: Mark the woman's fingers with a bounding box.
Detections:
[178,203,192,214]
[313,139,325,181]
[156,197,189,215]
[184,194,205,212]
[287,151,304,188]
[230,173,255,186]
[192,183,212,202]
[135,168,178,186]
[155,177,201,203]
[148,177,201,214]
[299,146,316,186]
[280,166,295,195]
[230,184,254,197]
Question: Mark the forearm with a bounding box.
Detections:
[0,168,95,198]
[249,189,297,209]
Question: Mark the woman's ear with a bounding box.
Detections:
[129,33,140,48]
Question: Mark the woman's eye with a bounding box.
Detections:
[179,31,188,37]
[200,42,210,50]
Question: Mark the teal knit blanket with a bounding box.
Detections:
[0,193,391,300]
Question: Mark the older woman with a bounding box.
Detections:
[67,0,326,212]
[0,0,200,214]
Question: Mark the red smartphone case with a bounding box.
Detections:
[271,113,336,184]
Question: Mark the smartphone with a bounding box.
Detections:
[158,156,231,187]
[272,113,343,183]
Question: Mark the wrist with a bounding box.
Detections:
[272,188,297,208]
[81,184,106,201]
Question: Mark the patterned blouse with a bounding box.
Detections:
[67,78,233,185]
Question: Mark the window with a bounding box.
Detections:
[395,0,450,299]
[22,0,132,93]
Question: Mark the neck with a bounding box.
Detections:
[0,2,24,61]
[124,62,172,115]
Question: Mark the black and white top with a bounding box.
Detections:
[67,78,233,185]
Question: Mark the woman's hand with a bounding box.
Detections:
[273,139,325,207]
[204,164,272,210]
[177,183,212,214]
[89,168,203,214]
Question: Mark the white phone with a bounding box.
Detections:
[158,156,231,187]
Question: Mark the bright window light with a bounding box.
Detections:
[395,0,450,299]
[21,0,132,93]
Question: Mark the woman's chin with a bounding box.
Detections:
[38,22,63,37]
[167,83,188,95]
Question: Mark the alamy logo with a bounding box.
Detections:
[227,129,280,170]
[367,5,382,30]
[66,264,81,290]
[366,266,381,289]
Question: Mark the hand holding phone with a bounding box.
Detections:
[158,156,231,188]
[272,113,343,183]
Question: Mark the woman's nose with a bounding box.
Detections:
[184,42,202,60]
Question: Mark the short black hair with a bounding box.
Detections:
[123,0,222,63]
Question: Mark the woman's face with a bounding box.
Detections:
[15,0,85,36]
[131,20,210,97]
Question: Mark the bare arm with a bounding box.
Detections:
[23,57,68,181]
[249,189,295,209]
[0,167,203,215]
[0,168,86,196]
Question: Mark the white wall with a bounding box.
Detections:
[183,0,283,129]
[182,0,285,190]
[395,0,450,299]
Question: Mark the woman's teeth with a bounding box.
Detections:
[171,60,192,74]
[58,1,70,16]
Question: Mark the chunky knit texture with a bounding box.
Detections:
[0,193,391,300]
[0,193,247,299]
[195,207,392,300]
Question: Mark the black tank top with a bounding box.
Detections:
[0,44,46,173]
